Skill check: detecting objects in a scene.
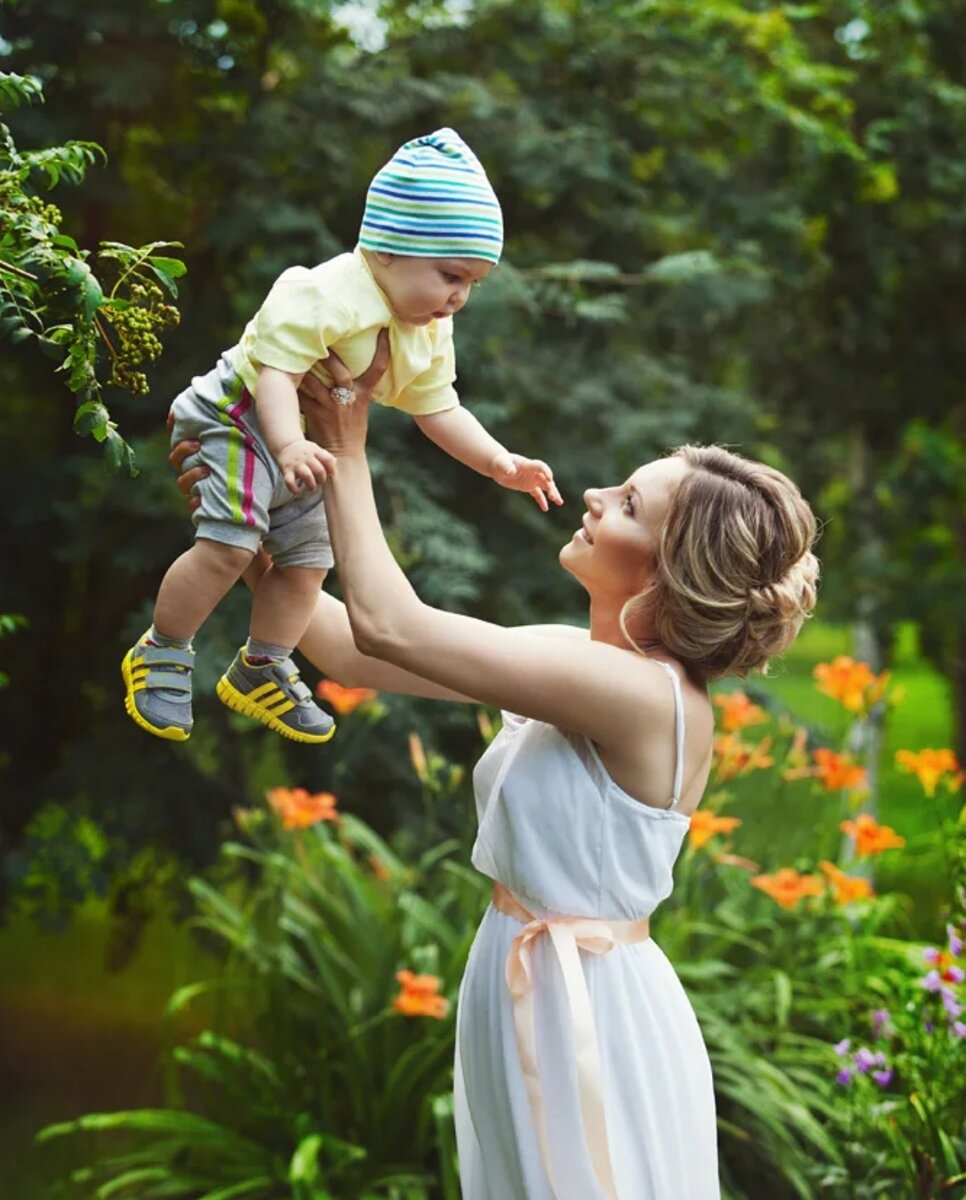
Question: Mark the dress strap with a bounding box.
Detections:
[654,660,685,810]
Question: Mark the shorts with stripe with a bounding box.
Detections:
[169,353,334,570]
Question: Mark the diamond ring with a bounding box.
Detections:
[331,385,356,406]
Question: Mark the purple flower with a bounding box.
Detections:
[924,1020,935,1034]
[853,1046,876,1074]
[948,923,964,958]
[941,988,963,1019]
[871,1067,893,1088]
[947,966,965,984]
[870,1009,892,1038]
[836,1066,853,1086]
[921,969,942,992]
[924,947,942,966]
[834,1038,851,1057]
[953,1021,966,1040]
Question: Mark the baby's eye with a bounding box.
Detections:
[442,271,461,284]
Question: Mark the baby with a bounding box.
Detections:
[122,128,559,744]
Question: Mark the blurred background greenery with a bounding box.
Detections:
[1,0,964,1196]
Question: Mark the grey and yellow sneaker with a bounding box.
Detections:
[215,649,335,744]
[121,631,194,741]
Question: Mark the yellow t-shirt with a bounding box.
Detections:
[227,248,459,416]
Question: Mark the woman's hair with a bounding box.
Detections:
[620,445,819,680]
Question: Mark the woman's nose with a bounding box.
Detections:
[584,487,602,512]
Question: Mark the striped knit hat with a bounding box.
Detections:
[359,128,503,264]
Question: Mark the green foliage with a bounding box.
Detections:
[1,0,963,1016]
[40,805,486,1198]
[0,70,184,472]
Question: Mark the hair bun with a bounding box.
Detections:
[620,447,821,680]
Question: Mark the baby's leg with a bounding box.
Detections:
[250,565,328,650]
[154,539,255,640]
[216,561,335,744]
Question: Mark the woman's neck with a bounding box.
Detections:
[588,596,662,655]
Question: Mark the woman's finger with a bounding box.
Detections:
[357,327,391,392]
[320,348,354,390]
[168,439,201,472]
[177,465,209,497]
[299,373,329,403]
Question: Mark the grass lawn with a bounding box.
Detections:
[0,901,210,1197]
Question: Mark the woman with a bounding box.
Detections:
[172,338,819,1200]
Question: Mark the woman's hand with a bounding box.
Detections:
[298,328,391,458]
[166,418,206,513]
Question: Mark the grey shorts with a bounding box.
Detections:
[169,354,334,570]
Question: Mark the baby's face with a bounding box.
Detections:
[372,254,493,325]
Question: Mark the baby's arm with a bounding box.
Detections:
[414,407,562,511]
[256,365,335,493]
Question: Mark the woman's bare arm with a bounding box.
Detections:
[319,434,669,752]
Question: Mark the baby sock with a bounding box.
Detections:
[147,625,192,650]
[244,637,292,666]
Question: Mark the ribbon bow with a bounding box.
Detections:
[493,883,651,1200]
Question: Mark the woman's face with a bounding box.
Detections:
[560,457,689,599]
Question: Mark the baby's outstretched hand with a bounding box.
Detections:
[277,438,336,494]
[489,451,564,513]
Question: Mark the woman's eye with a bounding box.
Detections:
[623,495,635,514]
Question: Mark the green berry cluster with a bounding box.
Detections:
[106,280,179,396]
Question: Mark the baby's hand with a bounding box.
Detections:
[277,438,336,494]
[489,451,564,513]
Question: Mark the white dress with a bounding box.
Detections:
[454,662,720,1200]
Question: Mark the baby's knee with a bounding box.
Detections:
[275,563,327,593]
[196,537,256,579]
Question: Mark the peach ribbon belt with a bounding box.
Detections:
[491,882,651,1200]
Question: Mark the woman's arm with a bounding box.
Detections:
[320,432,663,751]
[169,435,584,703]
[298,585,586,699]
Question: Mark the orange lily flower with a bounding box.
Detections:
[266,787,339,830]
[751,867,824,910]
[369,854,391,883]
[819,860,874,905]
[840,813,905,857]
[689,810,742,849]
[316,679,378,715]
[714,691,768,733]
[408,732,429,782]
[813,656,890,714]
[895,748,962,798]
[713,733,775,782]
[781,726,814,781]
[813,748,867,793]
[393,969,449,1019]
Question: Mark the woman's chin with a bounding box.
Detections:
[558,538,581,577]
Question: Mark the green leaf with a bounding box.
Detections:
[73,399,110,437]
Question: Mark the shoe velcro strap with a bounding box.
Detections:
[141,645,195,670]
[144,669,193,694]
[277,658,311,703]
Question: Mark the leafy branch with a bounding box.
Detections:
[0,71,186,474]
